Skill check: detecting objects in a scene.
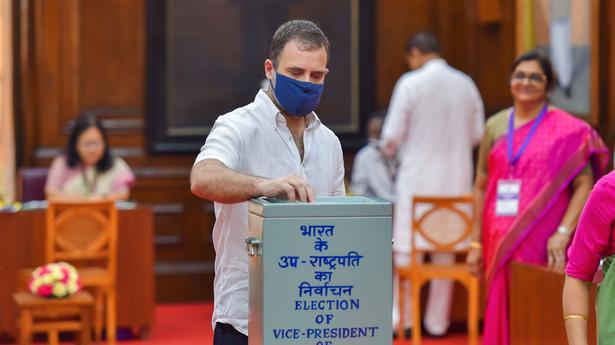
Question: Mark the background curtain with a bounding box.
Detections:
[0,0,15,203]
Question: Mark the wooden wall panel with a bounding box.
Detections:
[22,0,148,162]
[33,0,63,148]
[375,0,430,110]
[130,175,216,301]
[81,0,144,110]
[376,0,515,115]
[477,0,502,23]
[472,0,517,113]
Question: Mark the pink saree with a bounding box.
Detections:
[482,108,609,345]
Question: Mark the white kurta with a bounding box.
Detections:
[382,59,484,333]
[382,58,484,254]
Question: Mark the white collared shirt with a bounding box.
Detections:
[194,90,345,335]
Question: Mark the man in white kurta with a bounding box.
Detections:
[381,31,484,336]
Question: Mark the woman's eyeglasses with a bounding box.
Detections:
[511,72,546,84]
[78,140,104,149]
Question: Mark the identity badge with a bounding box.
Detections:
[495,179,521,216]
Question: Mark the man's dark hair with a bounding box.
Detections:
[405,31,440,54]
[269,20,330,67]
[511,50,556,90]
[66,115,113,173]
[366,109,387,138]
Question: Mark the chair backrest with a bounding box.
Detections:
[17,167,49,202]
[46,200,118,281]
[411,195,473,257]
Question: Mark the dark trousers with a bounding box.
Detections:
[214,323,248,345]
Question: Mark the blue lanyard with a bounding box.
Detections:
[507,102,548,168]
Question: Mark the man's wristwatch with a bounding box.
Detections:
[557,225,572,235]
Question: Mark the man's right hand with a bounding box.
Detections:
[379,141,396,160]
[256,175,315,202]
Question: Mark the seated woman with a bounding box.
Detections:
[45,115,135,200]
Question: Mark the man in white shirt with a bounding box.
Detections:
[190,20,345,345]
[351,114,396,202]
[381,31,484,337]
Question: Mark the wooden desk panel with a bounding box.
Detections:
[0,207,154,337]
[510,262,597,345]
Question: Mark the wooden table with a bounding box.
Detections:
[510,261,597,345]
[0,207,154,338]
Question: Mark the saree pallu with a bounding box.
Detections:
[482,108,609,345]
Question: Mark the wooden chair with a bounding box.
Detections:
[46,200,119,345]
[396,195,479,345]
[13,292,94,345]
[13,268,94,345]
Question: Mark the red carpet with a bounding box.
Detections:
[18,303,474,344]
[122,303,214,345]
[394,334,473,345]
[132,303,473,345]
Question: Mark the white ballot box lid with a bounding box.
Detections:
[248,196,391,218]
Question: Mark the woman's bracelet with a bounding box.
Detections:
[470,241,483,250]
[564,314,588,321]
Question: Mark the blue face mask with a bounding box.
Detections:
[271,72,324,117]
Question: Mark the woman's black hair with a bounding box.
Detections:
[66,115,113,172]
[511,50,556,90]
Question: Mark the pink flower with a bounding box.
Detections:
[36,284,52,297]
[38,265,52,276]
[60,267,70,283]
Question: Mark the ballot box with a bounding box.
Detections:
[247,196,392,345]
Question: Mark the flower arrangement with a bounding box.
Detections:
[0,200,22,212]
[29,262,81,298]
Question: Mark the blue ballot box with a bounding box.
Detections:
[246,196,392,345]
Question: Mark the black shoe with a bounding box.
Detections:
[392,327,412,339]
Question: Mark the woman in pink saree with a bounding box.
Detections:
[466,51,609,345]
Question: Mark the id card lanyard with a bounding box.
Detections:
[506,102,548,175]
[496,102,548,216]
